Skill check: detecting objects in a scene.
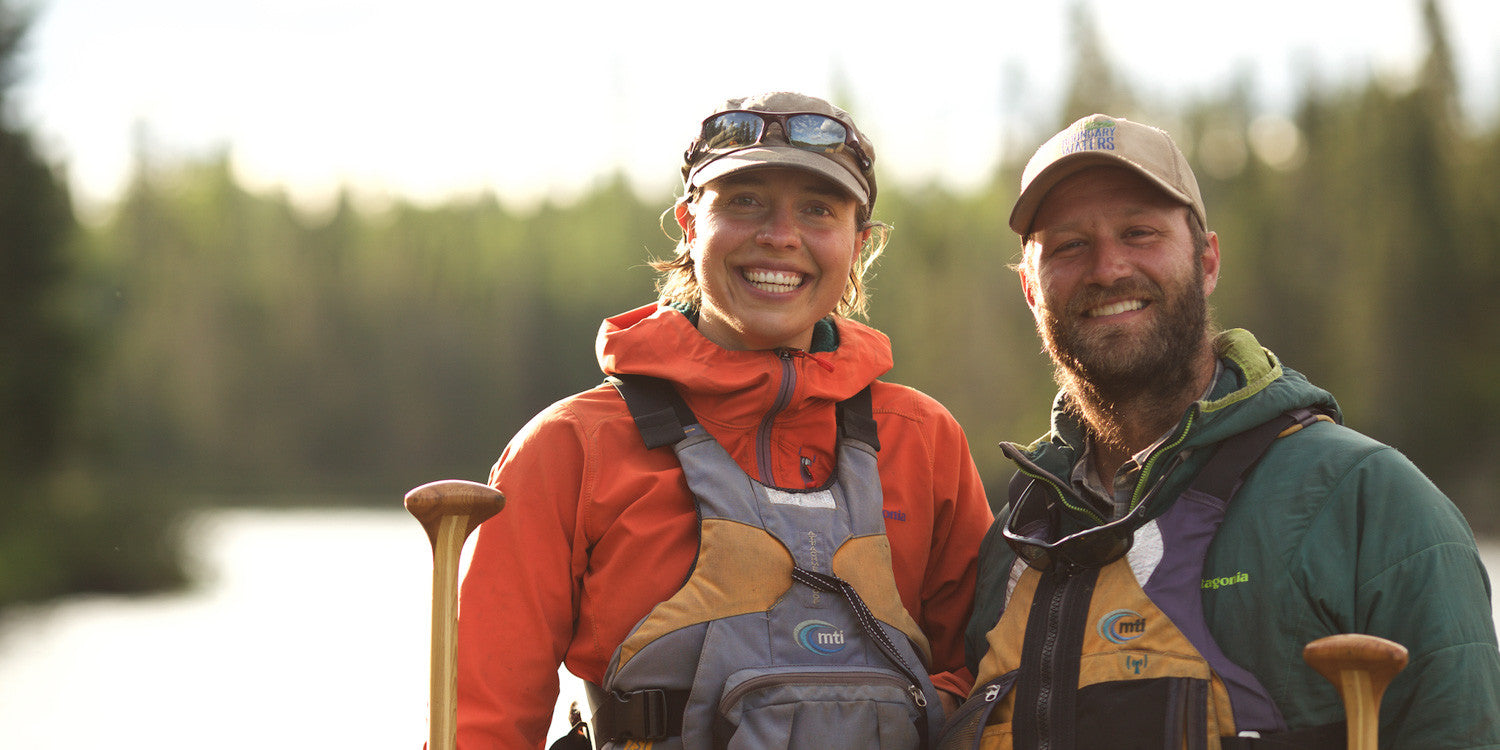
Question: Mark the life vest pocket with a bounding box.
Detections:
[1074,676,1211,750]
[713,665,925,750]
[935,671,1017,750]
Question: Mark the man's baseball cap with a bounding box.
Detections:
[1009,113,1205,235]
[682,92,877,207]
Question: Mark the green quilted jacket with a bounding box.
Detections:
[966,328,1500,748]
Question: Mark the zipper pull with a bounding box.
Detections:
[780,348,835,372]
[908,684,928,708]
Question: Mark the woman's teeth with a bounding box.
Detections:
[744,269,804,293]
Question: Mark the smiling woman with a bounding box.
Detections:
[447,90,994,749]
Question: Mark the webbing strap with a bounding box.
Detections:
[587,683,689,742]
[608,374,696,449]
[1219,720,1346,749]
[791,567,922,686]
[1188,407,1325,501]
[792,567,930,749]
[609,374,878,452]
[838,384,880,451]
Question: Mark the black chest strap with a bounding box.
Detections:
[607,374,879,452]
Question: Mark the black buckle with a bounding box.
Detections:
[607,688,666,740]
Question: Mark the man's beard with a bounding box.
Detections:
[1037,258,1210,418]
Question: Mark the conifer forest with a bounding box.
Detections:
[4,0,1499,607]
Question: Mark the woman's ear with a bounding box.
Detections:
[675,201,695,243]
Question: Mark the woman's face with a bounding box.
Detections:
[677,167,867,351]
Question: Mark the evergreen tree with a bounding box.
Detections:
[1057,0,1136,126]
[0,2,76,487]
[0,4,187,608]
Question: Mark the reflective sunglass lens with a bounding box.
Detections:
[786,114,849,153]
[702,112,765,150]
[1066,532,1131,569]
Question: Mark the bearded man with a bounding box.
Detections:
[949,114,1500,750]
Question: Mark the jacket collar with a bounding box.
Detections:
[595,303,893,409]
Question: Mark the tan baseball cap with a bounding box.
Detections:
[1009,113,1205,235]
[683,92,877,207]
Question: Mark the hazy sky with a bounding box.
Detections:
[13,0,1500,214]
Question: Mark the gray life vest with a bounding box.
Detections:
[588,374,945,750]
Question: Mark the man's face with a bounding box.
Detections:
[1020,166,1220,395]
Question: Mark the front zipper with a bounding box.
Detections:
[756,349,798,485]
[1033,563,1073,750]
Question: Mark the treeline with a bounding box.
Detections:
[6,0,1499,608]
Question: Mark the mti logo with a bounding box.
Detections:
[795,620,847,655]
[1098,609,1147,644]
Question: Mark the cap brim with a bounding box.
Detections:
[1008,152,1197,235]
[688,146,869,205]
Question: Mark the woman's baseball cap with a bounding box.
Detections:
[682,91,877,207]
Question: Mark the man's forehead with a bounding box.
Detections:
[1034,166,1188,223]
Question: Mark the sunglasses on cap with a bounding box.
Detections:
[686,110,873,171]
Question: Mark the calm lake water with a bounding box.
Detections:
[0,507,1496,749]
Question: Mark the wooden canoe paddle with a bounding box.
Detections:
[1303,633,1408,750]
[406,479,506,750]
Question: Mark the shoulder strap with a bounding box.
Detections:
[607,374,697,450]
[610,375,880,452]
[1188,407,1329,502]
[836,384,880,452]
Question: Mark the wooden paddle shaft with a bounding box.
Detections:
[1303,633,1408,750]
[405,480,506,750]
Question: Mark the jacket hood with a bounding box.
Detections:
[595,303,894,407]
[1188,328,1342,448]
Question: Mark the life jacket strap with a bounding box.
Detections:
[1220,719,1346,749]
[609,373,879,453]
[608,374,697,449]
[587,684,689,743]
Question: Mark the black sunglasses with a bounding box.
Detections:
[686,110,873,171]
[1001,476,1149,572]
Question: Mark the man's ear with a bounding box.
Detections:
[1019,252,1039,312]
[1201,230,1221,297]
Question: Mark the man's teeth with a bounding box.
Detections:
[1086,300,1146,318]
[744,269,804,293]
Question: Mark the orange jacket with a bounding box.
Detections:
[455,304,992,748]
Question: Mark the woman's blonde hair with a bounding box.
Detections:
[649,192,890,319]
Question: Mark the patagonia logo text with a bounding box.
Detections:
[1202,572,1251,590]
[1098,609,1146,644]
[883,509,906,522]
[796,620,847,655]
